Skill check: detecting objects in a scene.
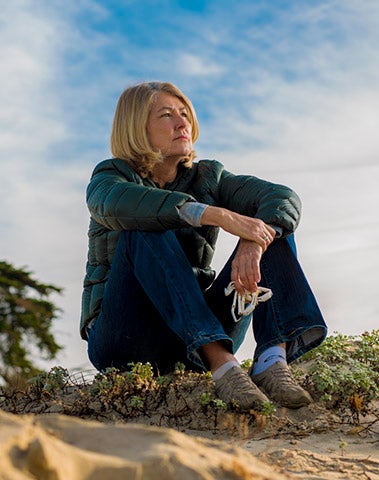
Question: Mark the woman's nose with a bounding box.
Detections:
[175,114,189,130]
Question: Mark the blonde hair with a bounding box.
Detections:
[110,82,199,178]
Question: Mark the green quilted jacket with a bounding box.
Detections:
[80,158,301,339]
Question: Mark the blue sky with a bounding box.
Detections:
[1,0,378,372]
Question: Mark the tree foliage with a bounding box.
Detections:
[0,260,63,383]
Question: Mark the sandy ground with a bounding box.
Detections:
[0,358,378,479]
[243,430,379,479]
[0,409,378,480]
[189,403,379,480]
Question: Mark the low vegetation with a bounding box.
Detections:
[0,331,377,437]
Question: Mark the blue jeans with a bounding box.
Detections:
[88,230,327,373]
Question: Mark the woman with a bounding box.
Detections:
[81,81,327,411]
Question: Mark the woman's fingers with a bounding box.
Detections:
[231,241,262,294]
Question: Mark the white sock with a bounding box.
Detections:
[252,345,286,375]
[212,360,240,381]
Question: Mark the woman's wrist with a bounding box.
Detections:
[200,205,228,227]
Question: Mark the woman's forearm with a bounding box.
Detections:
[201,205,275,250]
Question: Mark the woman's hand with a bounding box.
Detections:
[231,240,263,294]
[201,206,276,293]
[201,206,275,250]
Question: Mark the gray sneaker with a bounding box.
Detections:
[215,366,269,411]
[250,361,312,409]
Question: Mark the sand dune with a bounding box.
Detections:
[1,409,378,480]
[0,410,291,480]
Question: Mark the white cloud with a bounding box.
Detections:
[0,6,66,156]
[177,53,224,76]
[0,1,93,370]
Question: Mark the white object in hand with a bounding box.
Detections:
[224,281,273,322]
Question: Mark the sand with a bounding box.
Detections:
[1,409,378,480]
[0,410,291,480]
[0,396,378,479]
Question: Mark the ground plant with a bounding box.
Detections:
[0,331,377,437]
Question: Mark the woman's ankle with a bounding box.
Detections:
[200,340,236,372]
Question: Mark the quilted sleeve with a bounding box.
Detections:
[217,168,302,236]
[86,160,194,231]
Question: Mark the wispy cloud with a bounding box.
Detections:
[177,53,224,76]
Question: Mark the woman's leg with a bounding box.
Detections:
[199,234,327,366]
[88,229,268,410]
[252,235,327,363]
[244,235,327,408]
[205,236,326,362]
[204,235,327,408]
[88,229,232,373]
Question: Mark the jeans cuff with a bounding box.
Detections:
[254,325,327,363]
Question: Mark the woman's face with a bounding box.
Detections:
[146,91,193,160]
